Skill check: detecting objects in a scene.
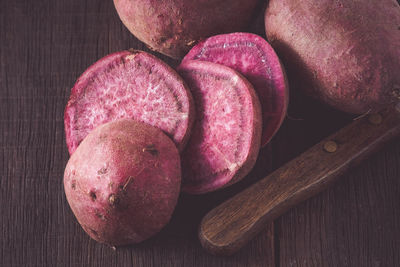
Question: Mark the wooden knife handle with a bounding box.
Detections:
[199,107,400,255]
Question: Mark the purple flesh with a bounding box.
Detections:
[177,60,262,194]
[183,32,288,147]
[65,50,194,154]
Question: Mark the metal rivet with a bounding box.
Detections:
[324,141,338,153]
[368,113,382,125]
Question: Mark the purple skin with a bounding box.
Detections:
[64,119,181,246]
[65,50,195,154]
[183,33,289,147]
[113,0,259,59]
[265,0,400,114]
[177,60,262,194]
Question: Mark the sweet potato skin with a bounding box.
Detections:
[63,119,181,246]
[265,0,400,114]
[113,0,259,59]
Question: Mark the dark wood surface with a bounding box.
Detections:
[200,109,400,256]
[1,1,399,266]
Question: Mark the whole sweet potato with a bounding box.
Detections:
[113,0,259,59]
[265,0,400,114]
[63,119,181,246]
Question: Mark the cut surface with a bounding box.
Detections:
[65,50,194,154]
[177,60,262,194]
[183,32,288,147]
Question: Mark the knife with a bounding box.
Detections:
[199,105,400,255]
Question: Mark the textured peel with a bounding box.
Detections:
[63,119,181,246]
[113,0,259,58]
[265,0,400,114]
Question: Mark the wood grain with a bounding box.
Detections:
[277,142,400,267]
[1,0,399,266]
[199,108,400,255]
[1,1,274,266]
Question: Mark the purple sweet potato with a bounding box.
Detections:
[65,50,194,154]
[183,32,289,147]
[265,0,400,114]
[177,60,262,194]
[64,119,181,246]
[113,0,259,59]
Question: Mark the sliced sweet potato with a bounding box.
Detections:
[183,32,288,147]
[177,60,262,194]
[65,50,194,154]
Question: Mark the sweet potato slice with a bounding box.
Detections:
[183,32,288,147]
[65,50,194,154]
[177,60,262,194]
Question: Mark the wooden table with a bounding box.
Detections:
[1,1,399,266]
